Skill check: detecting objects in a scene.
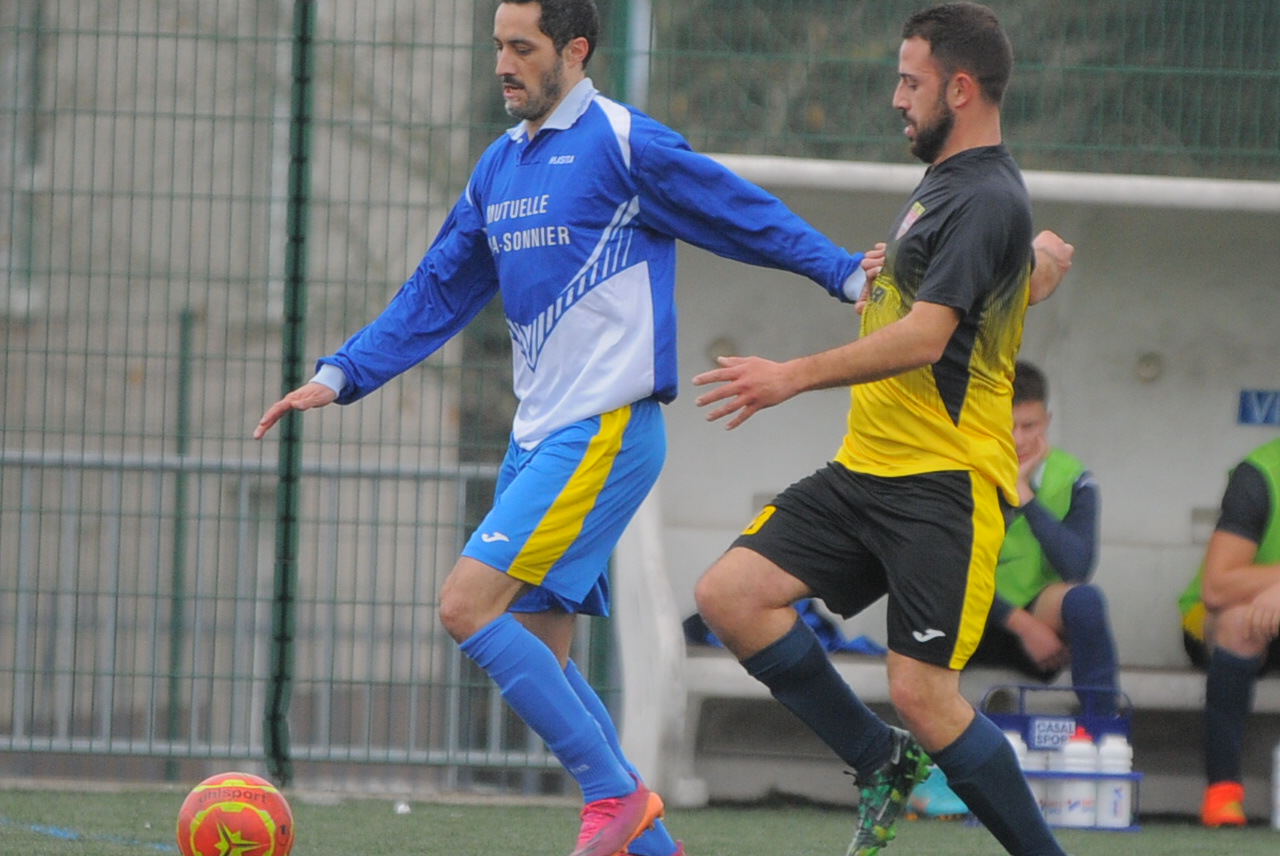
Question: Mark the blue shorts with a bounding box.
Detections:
[462,399,665,617]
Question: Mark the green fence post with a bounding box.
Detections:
[266,0,316,787]
[607,0,630,98]
[165,307,197,782]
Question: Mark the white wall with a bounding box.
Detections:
[660,156,1280,668]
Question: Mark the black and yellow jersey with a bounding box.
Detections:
[835,145,1032,504]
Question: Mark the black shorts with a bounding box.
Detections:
[732,462,1004,669]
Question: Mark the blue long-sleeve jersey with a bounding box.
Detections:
[319,79,864,448]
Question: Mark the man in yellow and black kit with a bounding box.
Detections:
[1179,434,1280,827]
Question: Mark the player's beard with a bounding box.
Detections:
[503,57,566,123]
[907,92,954,164]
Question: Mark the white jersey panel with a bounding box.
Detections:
[512,261,656,448]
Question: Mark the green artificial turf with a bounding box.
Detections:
[1,787,1276,856]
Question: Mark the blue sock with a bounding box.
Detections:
[742,616,890,775]
[564,660,679,856]
[460,614,633,801]
[933,712,1065,856]
[1204,648,1261,783]
[1061,585,1119,715]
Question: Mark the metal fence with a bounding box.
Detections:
[1,0,1277,795]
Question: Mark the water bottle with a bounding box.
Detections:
[1002,730,1037,808]
[1043,745,1064,824]
[1096,732,1134,828]
[1059,726,1099,827]
[1003,729,1027,768]
[1024,742,1052,817]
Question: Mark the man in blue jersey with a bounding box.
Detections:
[255,2,874,855]
[692,4,1073,856]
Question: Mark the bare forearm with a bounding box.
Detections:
[1204,560,1280,610]
[1029,230,1074,305]
[692,301,958,429]
[784,305,951,394]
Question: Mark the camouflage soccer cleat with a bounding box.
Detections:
[846,727,931,856]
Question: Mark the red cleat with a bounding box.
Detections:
[569,782,665,856]
[1201,781,1246,827]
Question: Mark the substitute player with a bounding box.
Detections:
[255,2,873,855]
[691,4,1073,855]
[1179,434,1280,826]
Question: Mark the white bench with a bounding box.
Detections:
[674,647,1280,808]
[609,496,1280,814]
[683,647,1280,734]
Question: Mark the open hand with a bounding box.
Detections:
[254,381,338,439]
[1011,610,1069,671]
[692,355,797,430]
[1247,580,1280,643]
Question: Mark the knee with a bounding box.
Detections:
[694,551,783,636]
[887,674,968,747]
[437,597,471,643]
[693,563,740,632]
[886,666,946,729]
[1209,604,1267,657]
[438,578,485,643]
[888,678,928,725]
[1062,583,1110,632]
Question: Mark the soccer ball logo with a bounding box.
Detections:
[176,771,294,856]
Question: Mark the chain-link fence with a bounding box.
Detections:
[2,0,1276,795]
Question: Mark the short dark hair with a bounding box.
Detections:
[1013,360,1048,406]
[902,2,1013,105]
[504,0,600,67]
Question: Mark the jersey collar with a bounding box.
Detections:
[505,78,598,142]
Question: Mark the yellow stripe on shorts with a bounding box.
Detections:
[950,475,1003,670]
[508,405,631,587]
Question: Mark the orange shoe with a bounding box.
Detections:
[570,783,665,856]
[1201,781,1246,827]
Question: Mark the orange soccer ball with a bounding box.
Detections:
[176,771,295,856]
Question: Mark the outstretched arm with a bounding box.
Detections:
[634,137,865,302]
[692,300,959,429]
[252,191,497,440]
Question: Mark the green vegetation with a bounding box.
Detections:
[624,0,1280,178]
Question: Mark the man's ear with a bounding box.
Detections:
[564,35,590,69]
[949,71,979,108]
